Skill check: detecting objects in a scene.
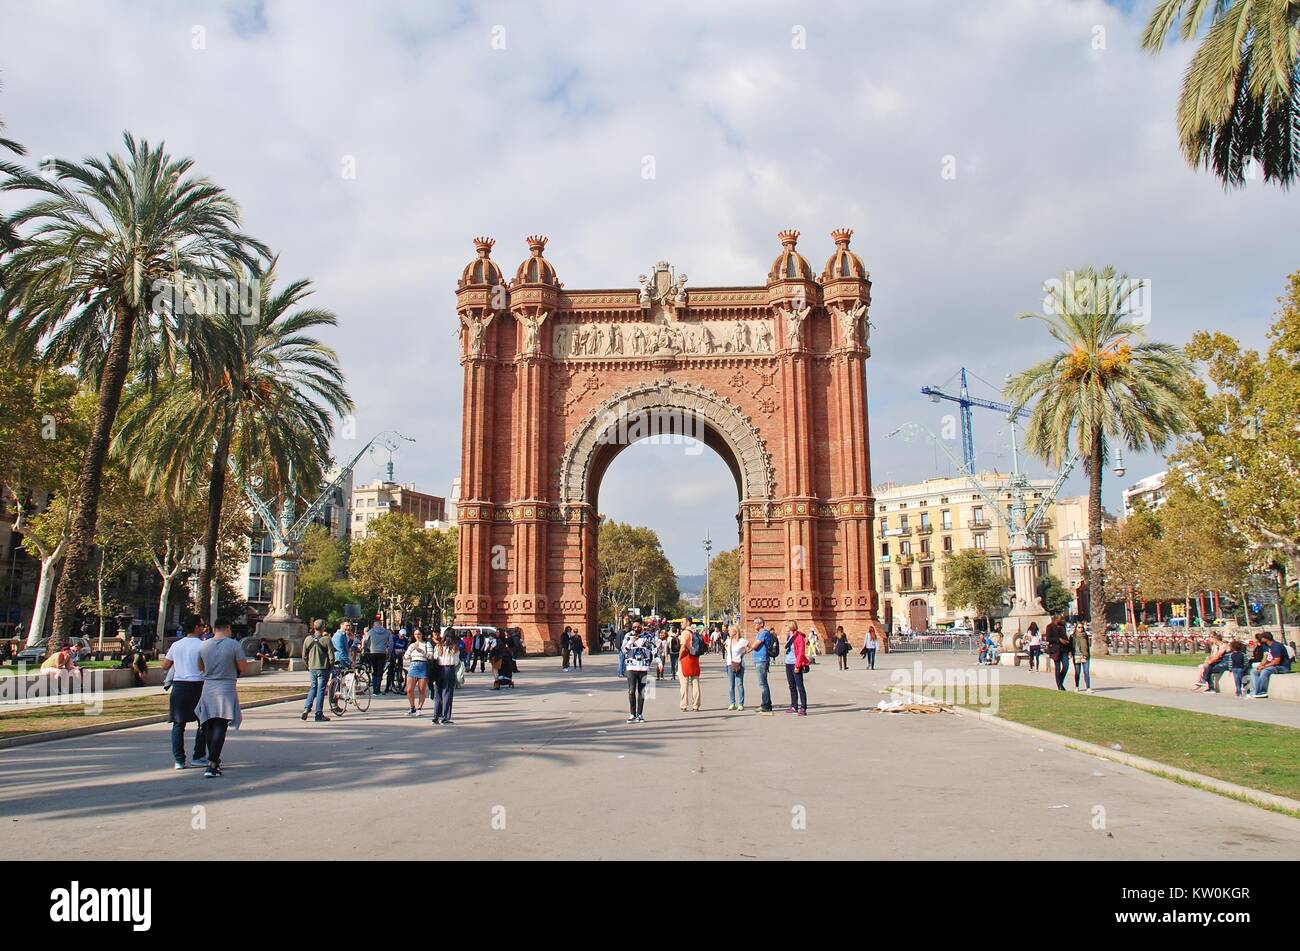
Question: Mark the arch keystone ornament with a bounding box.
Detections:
[454,231,884,653]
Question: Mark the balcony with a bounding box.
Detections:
[896,554,913,566]
[917,525,933,534]
[917,551,934,563]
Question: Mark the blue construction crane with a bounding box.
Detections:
[920,367,1029,473]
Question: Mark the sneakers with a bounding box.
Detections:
[726,703,736,711]
[300,710,310,721]
[407,708,418,716]
[797,708,807,716]
[173,761,186,770]
[634,715,645,723]
[203,765,222,778]
[786,706,798,714]
[442,719,455,726]
[314,715,330,721]
[737,704,744,711]
[191,756,209,767]
[626,715,637,723]
[431,716,442,724]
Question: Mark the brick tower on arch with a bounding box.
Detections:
[454,230,884,654]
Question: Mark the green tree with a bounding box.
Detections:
[295,524,352,626]
[114,258,351,622]
[1035,574,1072,617]
[0,102,25,262]
[705,547,741,620]
[1103,503,1162,631]
[1006,268,1194,653]
[1142,0,1299,188]
[347,514,454,627]
[1151,479,1249,624]
[0,133,268,643]
[942,549,1008,628]
[1172,270,1300,566]
[596,520,678,624]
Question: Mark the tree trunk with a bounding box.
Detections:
[49,303,136,647]
[156,572,174,642]
[27,554,61,646]
[96,570,107,653]
[196,425,232,625]
[1087,426,1108,655]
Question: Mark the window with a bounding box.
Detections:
[879,516,887,535]
[974,534,986,551]
[882,569,892,592]
[881,542,889,558]
[972,505,985,526]
[1038,560,1050,578]
[900,540,911,556]
[901,568,913,589]
[920,538,930,555]
[942,535,953,553]
[900,514,910,531]
[920,512,930,529]
[921,566,933,588]
[941,509,951,529]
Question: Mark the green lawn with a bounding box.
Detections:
[0,660,161,677]
[1101,653,1203,667]
[959,685,1300,802]
[0,684,301,739]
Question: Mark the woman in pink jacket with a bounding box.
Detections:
[783,620,809,715]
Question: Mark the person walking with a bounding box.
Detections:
[560,626,573,671]
[194,620,247,778]
[385,627,409,694]
[1045,616,1071,690]
[1026,623,1043,671]
[834,627,850,670]
[623,625,653,723]
[806,625,822,664]
[300,619,335,721]
[783,621,809,715]
[725,625,749,711]
[363,616,392,695]
[470,630,487,673]
[570,629,584,670]
[858,627,878,670]
[162,615,208,770]
[748,616,779,714]
[402,628,434,715]
[665,627,679,681]
[679,625,703,711]
[431,629,462,724]
[1072,622,1093,692]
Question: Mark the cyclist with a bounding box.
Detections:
[386,627,409,693]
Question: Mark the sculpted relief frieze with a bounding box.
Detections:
[553,319,775,360]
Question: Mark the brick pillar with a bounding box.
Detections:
[455,312,497,625]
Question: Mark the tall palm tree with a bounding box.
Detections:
[0,110,26,263]
[0,133,267,644]
[114,258,353,621]
[1142,0,1300,188]
[1005,267,1194,653]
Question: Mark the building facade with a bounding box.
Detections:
[1122,470,1168,516]
[873,473,1064,632]
[350,479,446,540]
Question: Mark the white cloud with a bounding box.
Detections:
[1,0,1295,568]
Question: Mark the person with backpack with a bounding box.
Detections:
[666,628,680,681]
[300,619,335,722]
[623,624,654,722]
[783,620,809,716]
[747,616,779,715]
[678,623,703,712]
[834,626,851,670]
[570,629,584,670]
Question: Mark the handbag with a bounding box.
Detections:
[730,661,742,674]
[455,660,466,687]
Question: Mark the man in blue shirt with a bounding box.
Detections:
[747,616,778,715]
[331,621,352,668]
[386,627,409,693]
[1250,633,1291,699]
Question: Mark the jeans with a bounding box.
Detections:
[726,665,745,706]
[627,670,648,716]
[755,661,772,710]
[572,650,583,669]
[304,668,329,716]
[1074,658,1091,690]
[1253,666,1290,696]
[1204,659,1230,692]
[561,648,571,668]
[1232,668,1246,695]
[1053,652,1071,690]
[1028,645,1041,670]
[785,663,807,710]
[618,650,627,677]
[434,664,457,720]
[203,718,230,767]
[170,721,207,765]
[865,647,876,670]
[365,652,386,694]
[665,653,676,678]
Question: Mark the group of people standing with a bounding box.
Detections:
[1022,616,1094,692]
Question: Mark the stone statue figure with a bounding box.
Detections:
[606,323,624,355]
[521,311,549,353]
[756,321,774,352]
[833,301,867,348]
[461,311,494,357]
[784,305,810,349]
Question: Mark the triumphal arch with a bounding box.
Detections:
[454,229,883,653]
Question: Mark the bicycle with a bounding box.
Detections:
[384,653,407,693]
[328,662,372,716]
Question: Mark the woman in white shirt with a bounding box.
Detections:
[860,628,879,670]
[403,629,436,716]
[432,631,462,725]
[726,626,750,711]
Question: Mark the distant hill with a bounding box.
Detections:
[676,574,706,596]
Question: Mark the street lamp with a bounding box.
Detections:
[704,531,713,628]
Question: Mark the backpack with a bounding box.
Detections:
[689,631,707,657]
[669,635,680,654]
[305,636,331,668]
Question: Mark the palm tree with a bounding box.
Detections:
[0,133,268,644]
[1142,0,1300,188]
[0,110,26,262]
[1005,267,1194,653]
[114,258,353,621]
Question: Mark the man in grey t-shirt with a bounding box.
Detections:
[363,618,392,694]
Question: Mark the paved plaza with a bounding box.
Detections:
[1,651,1297,860]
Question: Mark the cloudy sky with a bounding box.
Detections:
[1,0,1295,572]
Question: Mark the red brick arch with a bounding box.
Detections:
[454,232,883,653]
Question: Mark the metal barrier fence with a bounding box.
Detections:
[887,632,981,654]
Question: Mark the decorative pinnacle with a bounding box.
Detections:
[830,228,853,248]
[777,229,800,249]
[472,236,495,257]
[525,234,548,255]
